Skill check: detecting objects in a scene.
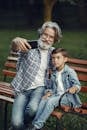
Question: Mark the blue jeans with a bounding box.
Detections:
[11,86,45,130]
[32,94,69,129]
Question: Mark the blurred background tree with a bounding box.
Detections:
[43,0,57,21]
[43,0,87,28]
[0,0,87,29]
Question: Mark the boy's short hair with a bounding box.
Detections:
[52,48,69,57]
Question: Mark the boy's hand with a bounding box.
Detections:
[42,92,52,99]
[68,86,78,94]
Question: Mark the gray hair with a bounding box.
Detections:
[38,21,62,43]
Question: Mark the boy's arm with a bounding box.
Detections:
[68,86,79,94]
[68,68,81,93]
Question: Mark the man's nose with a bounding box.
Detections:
[45,35,50,41]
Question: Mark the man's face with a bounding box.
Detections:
[38,27,55,50]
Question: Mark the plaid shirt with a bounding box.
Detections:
[11,47,54,93]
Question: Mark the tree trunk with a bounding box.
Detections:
[43,0,57,22]
[44,5,52,21]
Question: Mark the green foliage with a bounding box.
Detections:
[45,113,87,130]
[54,30,87,59]
[61,113,87,130]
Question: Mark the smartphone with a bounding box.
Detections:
[27,40,38,49]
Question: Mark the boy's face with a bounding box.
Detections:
[52,52,68,71]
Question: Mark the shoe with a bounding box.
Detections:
[30,126,41,130]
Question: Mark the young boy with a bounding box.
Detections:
[30,48,82,130]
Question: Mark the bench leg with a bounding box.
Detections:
[4,102,8,130]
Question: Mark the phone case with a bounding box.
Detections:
[27,40,38,49]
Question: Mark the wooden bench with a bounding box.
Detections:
[2,51,18,81]
[0,51,87,130]
[0,51,17,130]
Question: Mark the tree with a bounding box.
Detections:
[43,0,57,21]
[43,0,79,21]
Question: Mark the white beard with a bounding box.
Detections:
[38,38,52,50]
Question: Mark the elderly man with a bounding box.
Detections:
[10,21,62,130]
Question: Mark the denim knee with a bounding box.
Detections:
[25,103,38,117]
[12,116,24,130]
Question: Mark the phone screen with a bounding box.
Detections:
[27,40,38,49]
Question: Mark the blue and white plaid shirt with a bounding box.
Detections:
[11,47,54,93]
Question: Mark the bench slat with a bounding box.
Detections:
[0,95,14,103]
[81,86,87,93]
[7,56,18,61]
[0,81,10,86]
[5,62,16,68]
[68,58,87,65]
[71,66,87,73]
[2,70,16,77]
[78,73,87,82]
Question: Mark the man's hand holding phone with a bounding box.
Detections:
[11,37,31,52]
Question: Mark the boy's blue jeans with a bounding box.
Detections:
[11,86,45,130]
[32,94,69,129]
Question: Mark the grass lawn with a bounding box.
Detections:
[56,30,87,59]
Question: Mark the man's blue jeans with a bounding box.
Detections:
[11,86,45,130]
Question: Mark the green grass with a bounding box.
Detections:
[55,30,87,58]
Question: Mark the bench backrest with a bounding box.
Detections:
[2,51,18,81]
[68,58,87,93]
[0,51,87,106]
[2,51,87,92]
